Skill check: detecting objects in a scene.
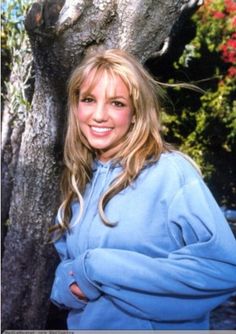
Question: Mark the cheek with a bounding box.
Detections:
[75,108,89,138]
[76,106,87,123]
[115,110,133,128]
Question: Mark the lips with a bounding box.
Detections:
[90,126,113,133]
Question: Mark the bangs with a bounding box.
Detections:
[79,65,121,99]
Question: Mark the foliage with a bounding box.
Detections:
[158,0,236,206]
[1,0,33,115]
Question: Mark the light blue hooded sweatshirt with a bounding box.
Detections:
[50,152,236,330]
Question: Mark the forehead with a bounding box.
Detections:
[80,68,130,97]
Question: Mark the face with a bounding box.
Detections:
[77,71,134,162]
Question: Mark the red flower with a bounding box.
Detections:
[232,17,236,27]
[228,39,236,48]
[225,0,236,12]
[213,11,225,19]
[220,33,236,64]
[228,66,236,77]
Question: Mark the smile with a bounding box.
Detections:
[90,126,113,133]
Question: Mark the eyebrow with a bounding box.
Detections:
[79,91,94,97]
[80,92,128,101]
[109,95,127,100]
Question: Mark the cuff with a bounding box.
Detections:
[50,260,87,309]
[72,251,102,300]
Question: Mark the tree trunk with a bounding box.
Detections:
[1,0,203,330]
[1,38,33,246]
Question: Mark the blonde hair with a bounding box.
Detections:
[54,48,173,234]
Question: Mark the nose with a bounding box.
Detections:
[92,102,108,122]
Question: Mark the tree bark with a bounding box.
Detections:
[1,43,33,243]
[1,0,203,330]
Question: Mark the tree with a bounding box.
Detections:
[1,0,203,330]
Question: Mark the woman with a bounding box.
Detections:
[50,48,236,330]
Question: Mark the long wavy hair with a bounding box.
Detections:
[54,48,174,234]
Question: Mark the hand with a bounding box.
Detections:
[70,282,87,301]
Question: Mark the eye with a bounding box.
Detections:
[111,100,125,108]
[80,97,94,103]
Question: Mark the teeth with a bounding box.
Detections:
[91,127,112,133]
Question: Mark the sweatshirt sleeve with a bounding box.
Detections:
[50,234,87,310]
[71,180,236,321]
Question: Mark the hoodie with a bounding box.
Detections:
[50,151,236,330]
